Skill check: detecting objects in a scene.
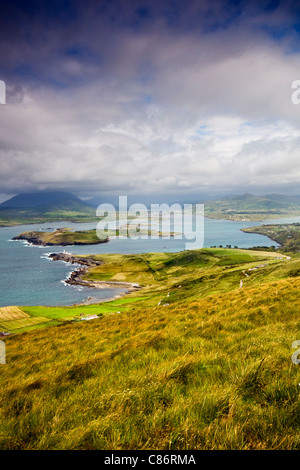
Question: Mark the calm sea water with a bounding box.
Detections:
[0,215,297,307]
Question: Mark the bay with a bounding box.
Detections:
[0,215,294,307]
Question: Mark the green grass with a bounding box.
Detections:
[13,228,108,246]
[79,248,290,305]
[0,214,99,227]
[1,247,300,449]
[0,298,147,335]
[9,247,293,331]
[22,297,146,322]
[204,193,300,221]
[242,223,300,252]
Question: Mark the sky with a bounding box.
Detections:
[1,0,300,203]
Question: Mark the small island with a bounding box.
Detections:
[12,228,109,246]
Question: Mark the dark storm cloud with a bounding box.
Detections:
[1,0,300,198]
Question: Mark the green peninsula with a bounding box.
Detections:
[203,193,300,221]
[242,223,300,252]
[12,228,109,246]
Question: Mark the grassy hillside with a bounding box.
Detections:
[12,227,182,246]
[0,209,98,227]
[242,223,300,252]
[204,193,300,221]
[12,228,108,246]
[1,248,300,449]
[0,191,97,227]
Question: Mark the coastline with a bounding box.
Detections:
[240,227,283,247]
[49,252,142,304]
[12,229,109,247]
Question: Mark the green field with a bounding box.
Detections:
[242,223,300,252]
[0,316,52,332]
[0,298,147,334]
[1,247,300,450]
[23,297,146,321]
[203,193,300,221]
[0,248,294,334]
[12,228,108,246]
[0,211,99,228]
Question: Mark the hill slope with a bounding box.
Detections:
[242,223,300,252]
[0,191,97,226]
[12,228,109,246]
[0,191,86,209]
[204,193,300,221]
[1,248,300,450]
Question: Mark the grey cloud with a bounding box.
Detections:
[0,1,300,197]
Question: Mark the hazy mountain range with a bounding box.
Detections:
[1,191,300,225]
[204,193,300,210]
[0,191,94,213]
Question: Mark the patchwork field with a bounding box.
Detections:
[0,307,53,333]
[0,306,29,320]
[0,317,52,332]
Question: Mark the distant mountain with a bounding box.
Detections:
[264,193,300,203]
[86,193,215,209]
[204,193,300,221]
[0,191,96,225]
[0,191,91,211]
[84,195,121,208]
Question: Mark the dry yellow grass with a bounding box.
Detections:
[1,274,300,450]
[0,306,29,321]
[1,248,300,449]
[0,316,51,331]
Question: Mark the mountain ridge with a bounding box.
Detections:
[0,191,91,211]
[203,192,300,221]
[0,191,96,226]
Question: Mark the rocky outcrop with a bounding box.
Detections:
[49,253,142,292]
[49,252,103,266]
[12,233,46,245]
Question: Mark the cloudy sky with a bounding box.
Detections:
[1,0,300,202]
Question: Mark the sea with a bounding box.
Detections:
[0,215,299,307]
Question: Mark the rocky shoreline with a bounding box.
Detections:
[49,252,142,293]
[12,233,51,246]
